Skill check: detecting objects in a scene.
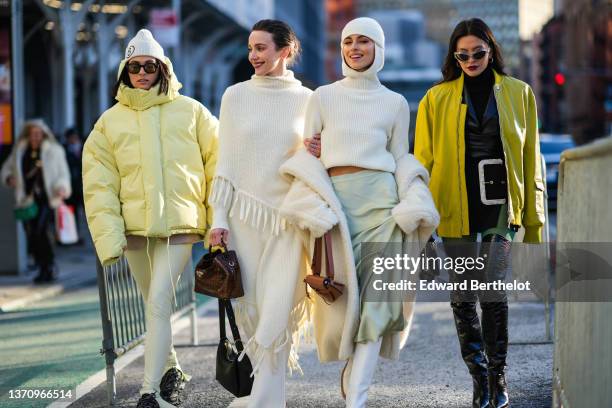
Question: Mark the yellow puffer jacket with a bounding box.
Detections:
[83,58,218,265]
[414,70,545,243]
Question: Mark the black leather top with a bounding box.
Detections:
[463,70,508,233]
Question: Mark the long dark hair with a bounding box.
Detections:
[439,18,507,83]
[112,59,171,97]
[251,19,302,66]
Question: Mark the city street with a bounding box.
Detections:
[0,218,556,408]
[1,1,609,407]
[0,242,208,408]
[0,284,104,408]
[0,210,558,407]
[71,299,553,408]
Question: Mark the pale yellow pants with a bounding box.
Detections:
[125,238,192,395]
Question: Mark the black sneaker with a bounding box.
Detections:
[136,393,159,408]
[159,368,186,406]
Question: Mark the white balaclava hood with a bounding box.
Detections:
[341,17,385,79]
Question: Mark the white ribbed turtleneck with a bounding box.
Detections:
[303,53,410,173]
[210,70,312,232]
[338,73,381,91]
[249,70,301,90]
[302,16,411,173]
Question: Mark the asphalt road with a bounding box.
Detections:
[71,300,553,408]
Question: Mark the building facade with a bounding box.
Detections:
[0,0,326,275]
[534,16,567,134]
[562,0,611,143]
[276,0,326,87]
[357,0,522,73]
[533,0,611,143]
[325,0,356,81]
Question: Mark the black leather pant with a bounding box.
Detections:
[444,233,512,375]
[23,202,54,268]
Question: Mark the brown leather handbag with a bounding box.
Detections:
[195,244,244,299]
[304,232,344,304]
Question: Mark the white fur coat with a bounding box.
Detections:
[279,149,439,362]
[1,139,71,209]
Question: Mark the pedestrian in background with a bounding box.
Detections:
[63,127,83,243]
[298,17,439,408]
[1,119,71,283]
[414,18,545,408]
[82,29,218,408]
[208,20,313,408]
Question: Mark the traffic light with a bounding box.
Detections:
[554,72,566,86]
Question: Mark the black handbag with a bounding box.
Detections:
[216,299,253,397]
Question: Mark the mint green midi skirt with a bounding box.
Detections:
[330,170,406,343]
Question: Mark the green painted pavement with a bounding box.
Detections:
[0,286,103,408]
[0,248,210,407]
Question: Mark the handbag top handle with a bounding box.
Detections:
[218,299,245,352]
[209,241,228,253]
[311,232,335,281]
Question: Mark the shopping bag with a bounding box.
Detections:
[56,204,79,244]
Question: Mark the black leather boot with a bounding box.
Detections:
[42,264,57,283]
[451,301,490,408]
[33,264,55,284]
[472,372,491,408]
[488,370,509,408]
[483,299,509,408]
[481,234,511,408]
[33,269,46,284]
[481,302,508,408]
[482,299,509,408]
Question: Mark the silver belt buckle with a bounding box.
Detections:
[478,158,507,205]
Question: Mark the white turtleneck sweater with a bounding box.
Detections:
[304,65,411,174]
[210,71,312,232]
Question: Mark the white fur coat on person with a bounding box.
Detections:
[1,137,71,209]
[279,149,439,362]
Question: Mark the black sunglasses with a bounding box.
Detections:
[454,49,489,63]
[127,61,159,74]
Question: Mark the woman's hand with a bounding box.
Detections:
[303,133,321,158]
[5,176,16,188]
[209,228,229,247]
[55,186,67,199]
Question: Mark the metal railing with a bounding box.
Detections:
[96,255,197,406]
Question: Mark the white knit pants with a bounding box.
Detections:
[229,343,291,408]
[248,343,291,408]
[125,239,192,395]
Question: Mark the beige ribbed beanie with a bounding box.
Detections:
[125,29,165,61]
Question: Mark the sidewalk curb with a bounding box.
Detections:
[47,299,217,408]
[0,274,98,313]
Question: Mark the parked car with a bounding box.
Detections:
[539,133,576,211]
